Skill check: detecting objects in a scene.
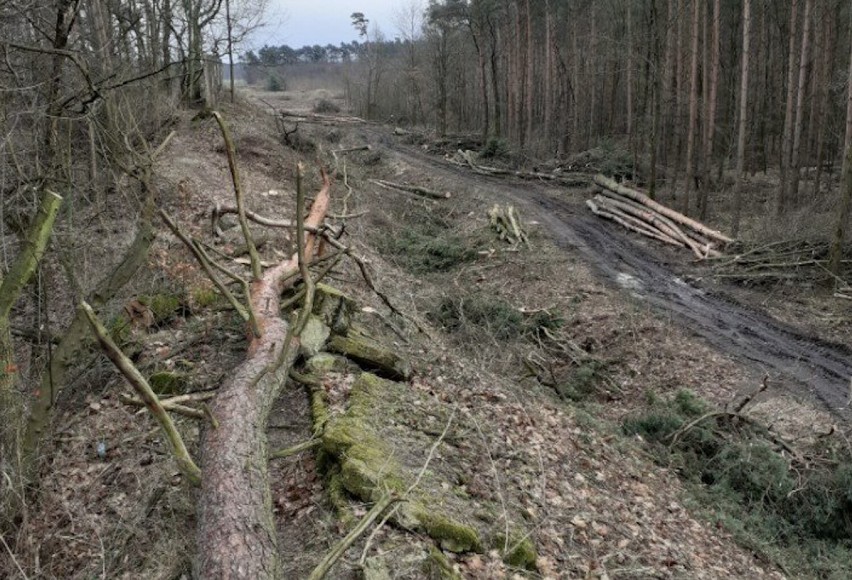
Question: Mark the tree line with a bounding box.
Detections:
[336,0,852,239]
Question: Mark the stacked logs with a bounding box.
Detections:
[587,174,733,259]
[488,204,529,246]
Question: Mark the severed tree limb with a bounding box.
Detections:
[82,302,201,485]
[308,493,400,580]
[321,234,431,338]
[212,111,262,280]
[159,208,258,336]
[269,438,322,460]
[211,202,293,237]
[369,178,451,200]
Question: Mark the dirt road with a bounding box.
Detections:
[362,127,852,417]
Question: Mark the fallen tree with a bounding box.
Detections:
[589,175,732,258]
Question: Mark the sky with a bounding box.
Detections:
[254,1,406,49]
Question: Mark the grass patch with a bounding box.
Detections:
[623,390,852,577]
[375,209,479,274]
[430,294,563,341]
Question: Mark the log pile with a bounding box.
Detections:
[448,149,591,187]
[588,174,733,259]
[488,204,529,246]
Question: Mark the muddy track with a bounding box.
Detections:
[361,128,852,416]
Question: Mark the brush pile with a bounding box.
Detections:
[587,174,733,259]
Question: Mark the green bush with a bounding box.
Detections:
[623,390,852,576]
[430,294,564,342]
[313,99,341,114]
[266,74,284,92]
[480,138,510,160]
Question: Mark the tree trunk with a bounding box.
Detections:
[790,0,814,204]
[733,0,751,237]
[196,171,330,579]
[699,0,720,220]
[779,0,800,212]
[844,8,852,177]
[828,144,852,278]
[683,0,701,214]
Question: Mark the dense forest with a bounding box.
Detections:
[247,0,852,253]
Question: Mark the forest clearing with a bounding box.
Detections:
[2,1,852,579]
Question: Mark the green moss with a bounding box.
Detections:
[191,287,220,309]
[413,510,482,553]
[312,283,356,335]
[138,293,182,324]
[328,334,412,381]
[306,353,347,375]
[310,387,330,435]
[107,314,132,344]
[321,374,407,500]
[492,531,537,570]
[424,547,462,580]
[148,371,188,395]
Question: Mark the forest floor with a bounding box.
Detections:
[10,84,852,579]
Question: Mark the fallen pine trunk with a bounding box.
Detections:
[593,174,733,244]
[196,169,330,579]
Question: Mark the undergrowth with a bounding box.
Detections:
[375,208,479,274]
[623,390,852,578]
[430,294,563,341]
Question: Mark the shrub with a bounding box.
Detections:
[266,74,284,92]
[313,99,341,114]
[623,389,852,576]
[480,138,510,160]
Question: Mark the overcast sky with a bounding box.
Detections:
[254,1,407,49]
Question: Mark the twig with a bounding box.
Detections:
[732,375,769,413]
[212,111,262,280]
[369,178,451,200]
[270,438,322,459]
[308,493,399,580]
[211,202,293,237]
[82,302,201,485]
[159,208,258,336]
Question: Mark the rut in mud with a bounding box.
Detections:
[363,128,852,416]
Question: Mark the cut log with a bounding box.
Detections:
[594,193,707,259]
[586,200,684,248]
[488,204,530,246]
[594,174,733,244]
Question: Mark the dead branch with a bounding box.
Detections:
[308,493,400,580]
[82,302,201,485]
[269,438,322,460]
[369,178,451,200]
[212,111,262,280]
[488,204,530,246]
[211,202,293,237]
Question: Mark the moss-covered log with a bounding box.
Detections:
[328,333,412,381]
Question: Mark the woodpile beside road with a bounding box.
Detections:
[587,174,733,259]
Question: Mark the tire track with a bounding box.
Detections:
[365,130,852,416]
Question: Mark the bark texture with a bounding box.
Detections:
[196,171,331,579]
